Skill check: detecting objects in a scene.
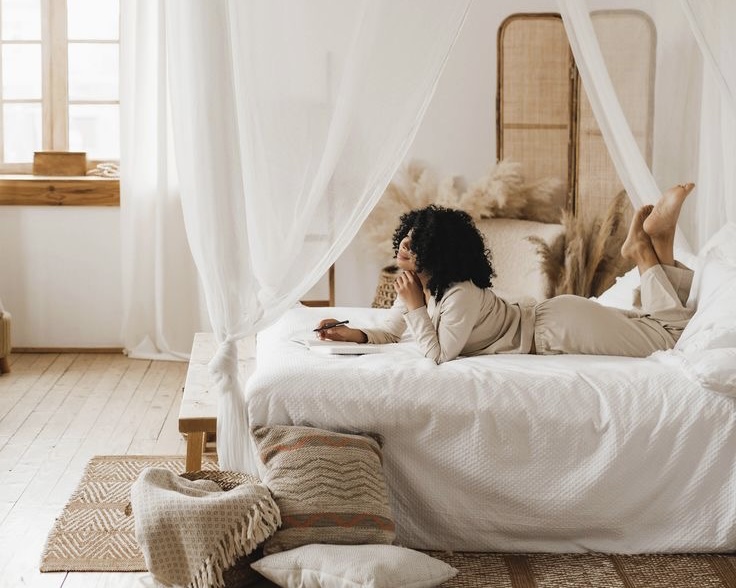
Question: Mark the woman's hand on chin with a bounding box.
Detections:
[394,270,425,311]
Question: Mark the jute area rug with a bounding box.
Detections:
[41,455,218,573]
[41,455,736,587]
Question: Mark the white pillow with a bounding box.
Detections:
[653,348,736,396]
[250,544,458,588]
[698,221,736,265]
[675,257,736,352]
[685,222,736,307]
[593,266,640,310]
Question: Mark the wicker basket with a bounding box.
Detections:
[0,312,11,374]
[179,469,260,491]
[371,265,399,309]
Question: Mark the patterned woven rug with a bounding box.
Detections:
[40,454,218,572]
[40,455,736,587]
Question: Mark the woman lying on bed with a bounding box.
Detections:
[317,183,696,364]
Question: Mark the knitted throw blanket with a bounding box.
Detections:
[131,468,280,588]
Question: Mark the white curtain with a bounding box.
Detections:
[679,0,736,249]
[557,0,693,255]
[120,0,208,361]
[164,0,471,470]
[557,0,736,255]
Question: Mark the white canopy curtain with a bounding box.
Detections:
[120,0,208,360]
[678,0,736,248]
[557,0,736,255]
[164,0,471,470]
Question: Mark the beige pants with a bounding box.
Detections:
[533,263,694,357]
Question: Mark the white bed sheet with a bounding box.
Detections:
[245,305,736,553]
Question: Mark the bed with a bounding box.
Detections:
[242,224,736,554]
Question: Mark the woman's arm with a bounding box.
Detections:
[360,298,409,344]
[316,299,409,344]
[403,284,481,363]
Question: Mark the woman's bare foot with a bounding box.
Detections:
[621,205,659,274]
[643,183,694,238]
[621,204,654,261]
[642,182,694,265]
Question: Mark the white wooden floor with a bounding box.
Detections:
[0,352,189,588]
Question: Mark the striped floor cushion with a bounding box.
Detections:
[251,424,395,554]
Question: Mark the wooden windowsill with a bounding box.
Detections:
[0,175,120,206]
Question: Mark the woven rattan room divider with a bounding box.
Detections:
[497,11,656,224]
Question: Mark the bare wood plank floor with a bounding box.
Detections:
[0,352,189,588]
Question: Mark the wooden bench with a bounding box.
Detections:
[179,332,257,471]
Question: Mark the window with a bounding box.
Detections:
[0,0,119,174]
[498,12,655,223]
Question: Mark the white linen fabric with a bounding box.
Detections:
[245,306,736,553]
[665,223,736,396]
[251,544,457,588]
[591,267,640,311]
[679,0,736,247]
[654,348,736,397]
[119,0,208,360]
[163,0,471,470]
[675,258,736,353]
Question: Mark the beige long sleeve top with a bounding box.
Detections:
[361,280,535,364]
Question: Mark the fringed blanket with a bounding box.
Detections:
[131,468,280,588]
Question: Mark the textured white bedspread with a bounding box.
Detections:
[245,306,736,553]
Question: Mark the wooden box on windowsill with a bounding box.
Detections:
[33,151,87,176]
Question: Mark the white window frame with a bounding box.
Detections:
[0,0,120,174]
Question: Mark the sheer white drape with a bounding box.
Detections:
[120,0,207,361]
[557,0,736,254]
[679,0,736,248]
[557,0,693,255]
[164,0,471,470]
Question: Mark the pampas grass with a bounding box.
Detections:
[360,159,566,261]
[529,190,634,298]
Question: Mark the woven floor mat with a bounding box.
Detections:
[40,455,218,572]
[428,550,736,587]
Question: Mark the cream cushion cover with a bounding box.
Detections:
[251,544,457,588]
[476,218,565,303]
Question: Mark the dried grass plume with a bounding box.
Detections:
[528,190,634,298]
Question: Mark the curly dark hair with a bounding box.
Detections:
[392,205,495,300]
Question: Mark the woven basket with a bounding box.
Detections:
[371,265,399,309]
[0,312,10,357]
[0,312,10,374]
[180,469,260,491]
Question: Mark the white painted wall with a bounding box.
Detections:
[0,206,121,347]
[1,0,658,347]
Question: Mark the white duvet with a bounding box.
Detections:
[245,306,736,553]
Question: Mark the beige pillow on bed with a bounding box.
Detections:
[251,425,396,554]
[476,218,564,302]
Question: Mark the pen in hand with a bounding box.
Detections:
[313,320,349,332]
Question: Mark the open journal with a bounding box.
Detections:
[291,337,382,355]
